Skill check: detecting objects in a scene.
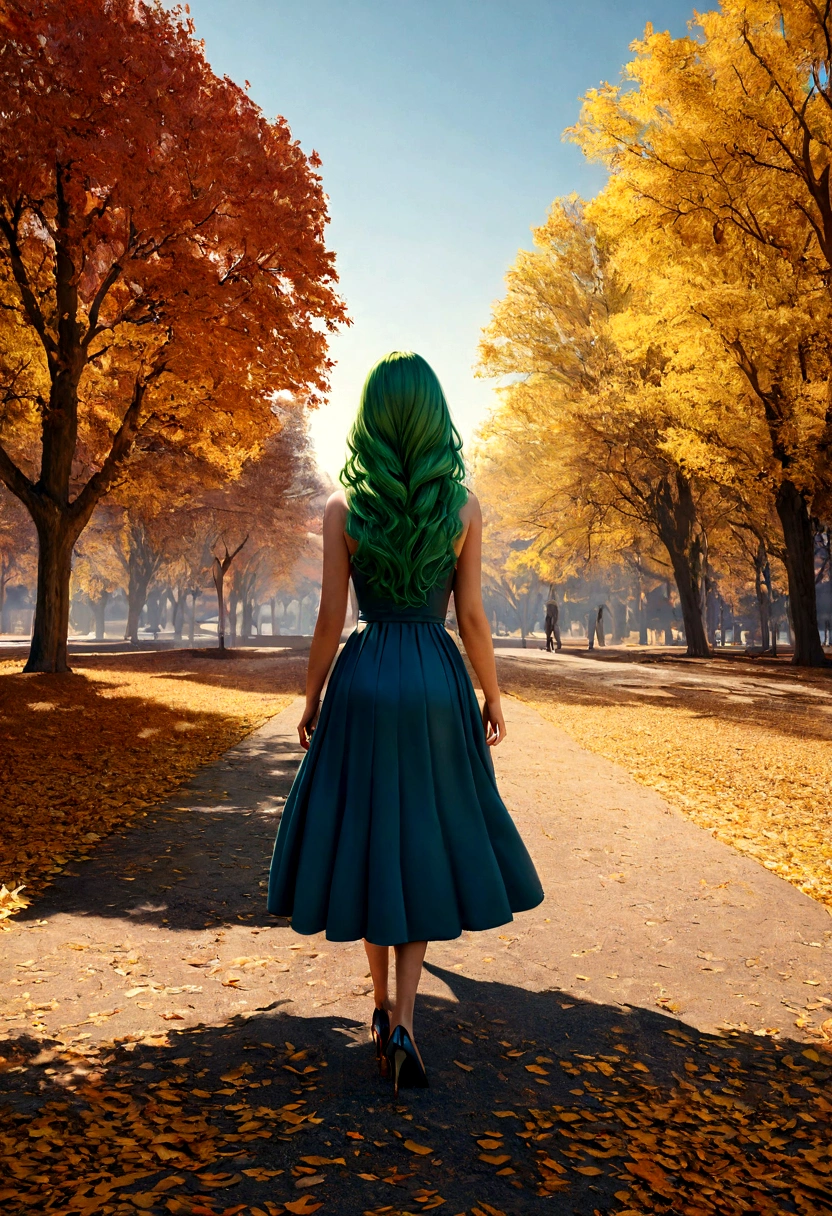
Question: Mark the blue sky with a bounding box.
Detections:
[185,0,696,480]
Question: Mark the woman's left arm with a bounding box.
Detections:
[297,492,351,749]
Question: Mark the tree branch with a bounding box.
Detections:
[82,262,123,348]
[70,365,165,525]
[0,204,57,363]
[0,439,36,514]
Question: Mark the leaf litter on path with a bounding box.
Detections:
[0,651,304,915]
[498,658,832,911]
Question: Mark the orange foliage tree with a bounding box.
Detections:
[0,0,346,673]
[202,412,322,649]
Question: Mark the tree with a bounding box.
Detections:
[0,0,346,673]
[569,5,832,663]
[479,510,545,642]
[198,412,321,650]
[71,503,123,640]
[476,198,715,657]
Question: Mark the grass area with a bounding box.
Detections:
[497,657,832,912]
[0,650,305,918]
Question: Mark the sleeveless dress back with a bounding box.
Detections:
[267,553,544,945]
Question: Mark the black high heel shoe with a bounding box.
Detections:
[385,1025,429,1098]
[371,1007,391,1072]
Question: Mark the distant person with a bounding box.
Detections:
[544,597,561,652]
[595,604,606,647]
[587,610,596,650]
[267,352,543,1097]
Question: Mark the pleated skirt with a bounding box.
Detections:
[267,622,544,944]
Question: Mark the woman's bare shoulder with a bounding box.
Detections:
[460,489,481,523]
[325,488,349,518]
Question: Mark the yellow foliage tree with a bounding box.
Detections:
[569,2,832,664]
[477,197,720,657]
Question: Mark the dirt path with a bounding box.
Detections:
[2,695,831,1216]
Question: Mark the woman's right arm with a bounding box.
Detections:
[297,491,351,749]
[453,493,507,746]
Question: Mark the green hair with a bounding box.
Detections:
[340,351,468,606]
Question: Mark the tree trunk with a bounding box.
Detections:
[753,542,771,652]
[93,590,109,641]
[212,561,226,650]
[612,599,625,644]
[210,538,247,651]
[241,594,252,641]
[0,570,9,635]
[25,516,77,673]
[665,547,709,657]
[775,479,827,666]
[270,595,277,637]
[125,570,152,645]
[652,472,710,659]
[125,590,144,644]
[121,523,160,646]
[637,589,648,645]
[188,590,197,645]
[173,599,183,641]
[169,588,184,642]
[146,589,162,638]
[229,588,238,645]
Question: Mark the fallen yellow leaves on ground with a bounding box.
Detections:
[0,1030,330,1214]
[526,1029,832,1215]
[0,651,304,909]
[499,659,832,910]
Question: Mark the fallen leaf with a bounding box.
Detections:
[195,1173,243,1189]
[404,1140,433,1155]
[294,1174,324,1189]
[152,1176,187,1192]
[284,1199,323,1215]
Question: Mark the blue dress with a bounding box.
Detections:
[267,563,544,944]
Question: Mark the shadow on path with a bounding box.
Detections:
[16,712,298,932]
[2,967,831,1215]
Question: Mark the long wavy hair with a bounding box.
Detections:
[340,351,468,606]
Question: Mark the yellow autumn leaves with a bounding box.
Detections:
[499,660,832,914]
[474,0,832,666]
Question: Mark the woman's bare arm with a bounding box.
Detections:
[453,493,506,745]
[298,491,351,749]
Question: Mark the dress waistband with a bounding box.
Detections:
[358,613,446,625]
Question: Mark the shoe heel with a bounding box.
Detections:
[393,1047,407,1099]
[371,1029,382,1060]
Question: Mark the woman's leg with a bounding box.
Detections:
[391,940,427,1044]
[363,939,391,1011]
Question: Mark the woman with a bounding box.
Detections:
[268,351,544,1097]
